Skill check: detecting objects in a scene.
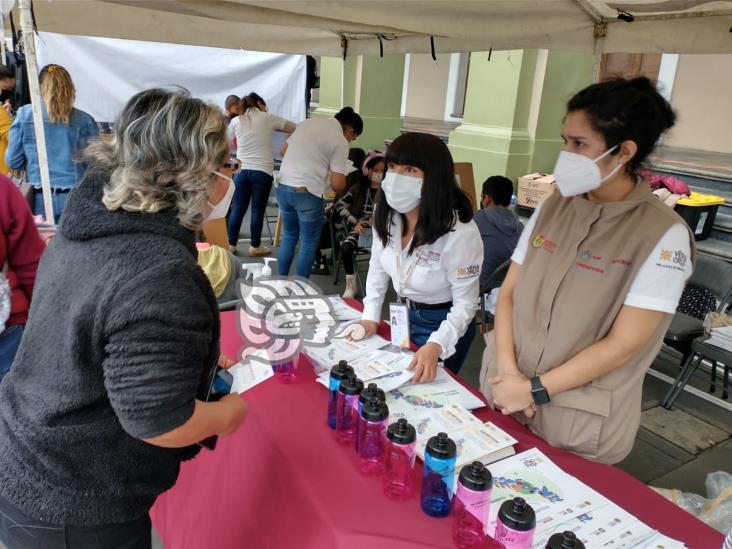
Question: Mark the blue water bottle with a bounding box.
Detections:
[420,432,457,518]
[328,360,354,429]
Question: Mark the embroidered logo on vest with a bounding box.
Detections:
[532,235,556,253]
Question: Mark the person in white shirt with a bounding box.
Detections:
[344,133,483,381]
[227,93,296,256]
[276,107,362,278]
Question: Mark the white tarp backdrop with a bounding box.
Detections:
[36,32,307,123]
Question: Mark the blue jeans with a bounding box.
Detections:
[276,185,325,278]
[227,169,273,247]
[33,188,69,225]
[0,324,24,381]
[408,308,476,375]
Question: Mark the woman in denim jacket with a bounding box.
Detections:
[5,64,98,224]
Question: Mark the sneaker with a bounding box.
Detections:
[249,245,271,257]
[229,245,238,254]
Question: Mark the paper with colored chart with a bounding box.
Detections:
[485,448,607,537]
[303,333,391,373]
[348,348,414,382]
[326,295,363,321]
[489,449,687,549]
[384,368,485,422]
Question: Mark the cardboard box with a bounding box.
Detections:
[454,163,478,211]
[517,173,556,209]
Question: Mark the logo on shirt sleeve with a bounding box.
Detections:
[456,265,480,279]
[657,249,687,272]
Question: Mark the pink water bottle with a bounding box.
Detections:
[493,497,536,549]
[335,375,363,445]
[382,418,417,501]
[356,399,389,476]
[356,383,385,453]
[452,462,493,549]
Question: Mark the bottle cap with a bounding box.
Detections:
[545,531,584,549]
[425,432,456,460]
[458,461,492,491]
[387,418,416,445]
[497,497,536,532]
[359,383,385,406]
[330,360,353,381]
[361,399,389,422]
[338,375,363,396]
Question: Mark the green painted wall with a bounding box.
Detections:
[354,54,404,151]
[530,51,594,173]
[312,57,343,117]
[448,50,538,192]
[313,54,404,151]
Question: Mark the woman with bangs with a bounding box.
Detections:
[344,132,483,381]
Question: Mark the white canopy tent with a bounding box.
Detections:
[25,1,732,56]
[6,0,732,222]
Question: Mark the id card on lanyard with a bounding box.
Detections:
[390,246,423,349]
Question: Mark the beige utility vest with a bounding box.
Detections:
[480,182,695,464]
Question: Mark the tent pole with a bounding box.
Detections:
[19,0,54,224]
[592,21,607,82]
[0,16,5,63]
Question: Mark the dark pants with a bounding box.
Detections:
[34,188,70,225]
[0,324,24,381]
[340,239,357,275]
[276,185,325,278]
[227,169,273,247]
[0,493,151,549]
[408,308,476,375]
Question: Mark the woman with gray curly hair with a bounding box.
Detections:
[0,88,247,548]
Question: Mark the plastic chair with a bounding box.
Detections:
[663,255,732,368]
[478,259,511,332]
[662,336,731,409]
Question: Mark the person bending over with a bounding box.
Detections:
[0,88,248,548]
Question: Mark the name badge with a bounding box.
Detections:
[389,303,411,349]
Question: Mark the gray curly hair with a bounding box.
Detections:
[85,88,229,230]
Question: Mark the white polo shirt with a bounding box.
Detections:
[228,109,292,176]
[362,213,483,359]
[278,117,349,197]
[512,203,693,314]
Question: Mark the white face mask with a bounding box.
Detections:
[370,172,382,184]
[206,172,235,221]
[553,145,623,197]
[381,172,423,213]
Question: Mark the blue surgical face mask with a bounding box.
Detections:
[381,172,423,213]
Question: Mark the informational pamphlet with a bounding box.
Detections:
[228,351,274,394]
[303,333,391,373]
[385,368,486,421]
[489,449,687,549]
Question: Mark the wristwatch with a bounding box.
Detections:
[530,376,551,405]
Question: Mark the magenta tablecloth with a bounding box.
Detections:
[150,309,722,549]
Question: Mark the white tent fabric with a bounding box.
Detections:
[27,0,732,56]
[35,32,306,123]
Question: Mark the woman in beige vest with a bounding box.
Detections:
[480,77,695,464]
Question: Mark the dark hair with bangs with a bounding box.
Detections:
[373,132,473,253]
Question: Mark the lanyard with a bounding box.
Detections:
[395,245,423,297]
